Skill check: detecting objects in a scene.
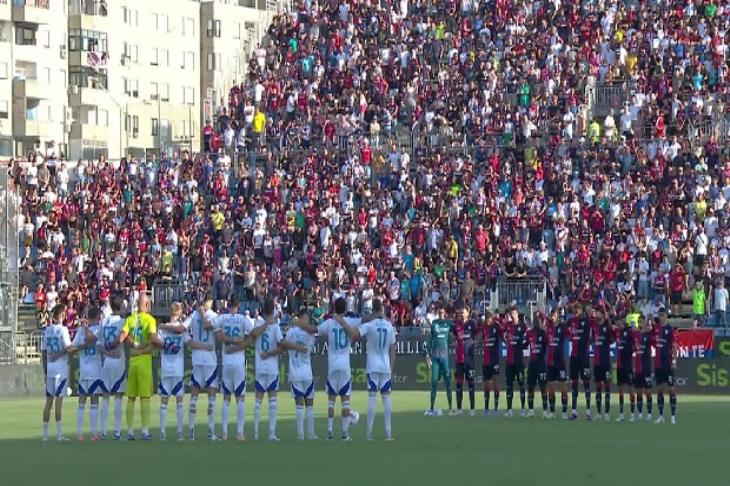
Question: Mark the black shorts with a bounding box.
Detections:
[634,374,653,389]
[547,366,567,382]
[617,368,634,386]
[505,363,525,386]
[455,362,475,382]
[527,362,547,387]
[569,357,591,381]
[655,368,675,387]
[482,363,500,381]
[593,365,611,383]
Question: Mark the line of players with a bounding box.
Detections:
[427,304,679,424]
[41,295,396,442]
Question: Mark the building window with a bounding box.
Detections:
[124,78,139,98]
[40,29,50,48]
[181,51,194,70]
[160,49,169,67]
[181,17,195,36]
[0,100,8,120]
[151,118,159,136]
[68,29,108,52]
[207,53,221,71]
[70,66,107,89]
[182,86,195,105]
[160,83,169,102]
[15,24,37,46]
[127,115,139,138]
[0,62,7,80]
[123,42,138,64]
[234,22,241,39]
[150,47,158,66]
[150,81,158,100]
[206,19,221,37]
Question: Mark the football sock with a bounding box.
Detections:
[548,392,556,413]
[519,386,525,410]
[221,399,230,437]
[295,405,305,438]
[327,400,335,433]
[619,390,625,413]
[596,387,603,415]
[444,377,453,409]
[42,422,49,440]
[383,394,393,439]
[254,399,262,437]
[77,403,85,437]
[367,393,377,437]
[56,420,63,438]
[506,384,514,411]
[207,396,216,435]
[484,389,490,410]
[637,395,643,414]
[561,391,568,413]
[140,398,150,434]
[342,400,351,436]
[176,401,184,435]
[114,396,123,433]
[189,395,198,434]
[541,387,548,412]
[670,392,677,417]
[126,398,135,434]
[630,393,636,414]
[236,400,246,436]
[527,389,535,410]
[306,406,315,437]
[429,382,437,410]
[456,380,464,410]
[604,387,611,414]
[657,392,665,416]
[268,396,278,438]
[100,397,109,434]
[467,381,475,410]
[571,380,579,411]
[160,404,168,435]
[646,393,653,414]
[583,381,591,411]
[494,389,500,410]
[90,403,98,437]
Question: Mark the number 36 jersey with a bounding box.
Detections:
[319,317,361,374]
[254,319,283,376]
[216,313,254,368]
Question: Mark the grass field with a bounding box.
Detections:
[0,392,728,486]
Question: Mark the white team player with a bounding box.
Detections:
[41,305,76,441]
[184,293,222,441]
[277,309,318,440]
[215,296,267,441]
[355,299,396,441]
[318,297,361,441]
[156,302,195,441]
[98,296,127,440]
[71,306,103,441]
[253,297,284,441]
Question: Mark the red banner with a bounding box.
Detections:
[676,329,715,359]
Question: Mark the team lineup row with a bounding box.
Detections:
[425,305,679,424]
[40,295,395,442]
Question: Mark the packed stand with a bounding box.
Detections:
[10,0,730,334]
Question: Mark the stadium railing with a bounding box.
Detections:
[493,276,546,318]
[151,281,187,317]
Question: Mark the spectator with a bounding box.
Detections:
[712,280,729,328]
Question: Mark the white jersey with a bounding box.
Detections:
[158,328,191,378]
[185,309,220,366]
[216,313,254,367]
[284,326,315,382]
[71,325,102,381]
[319,316,361,373]
[254,319,283,376]
[359,318,396,374]
[99,314,126,361]
[41,323,72,377]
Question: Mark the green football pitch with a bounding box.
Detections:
[0,392,727,486]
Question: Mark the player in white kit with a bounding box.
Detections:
[272,309,318,440]
[215,296,268,441]
[98,296,127,440]
[184,293,222,441]
[157,302,193,441]
[71,306,103,441]
[318,297,361,441]
[356,299,396,441]
[253,297,284,441]
[41,305,77,441]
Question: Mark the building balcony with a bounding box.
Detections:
[12,77,50,99]
[68,85,110,108]
[11,0,52,25]
[12,118,54,138]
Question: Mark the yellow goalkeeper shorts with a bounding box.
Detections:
[126,357,153,398]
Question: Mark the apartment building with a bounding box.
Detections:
[0,0,285,160]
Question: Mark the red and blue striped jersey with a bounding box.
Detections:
[546,319,570,367]
[481,321,503,366]
[616,326,636,370]
[654,323,677,371]
[634,331,655,376]
[592,319,614,367]
[569,316,594,359]
[505,322,527,366]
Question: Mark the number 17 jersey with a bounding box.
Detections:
[359,318,395,374]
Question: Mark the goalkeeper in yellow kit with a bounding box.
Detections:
[118,294,160,440]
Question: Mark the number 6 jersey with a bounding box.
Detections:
[254,319,284,376]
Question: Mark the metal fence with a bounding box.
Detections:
[0,165,18,363]
[591,82,627,118]
[151,282,187,317]
[494,276,546,316]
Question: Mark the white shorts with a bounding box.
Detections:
[367,372,393,393]
[327,370,352,397]
[158,376,184,397]
[101,361,126,394]
[290,380,315,400]
[45,372,68,398]
[255,373,279,393]
[221,364,246,397]
[77,378,104,396]
[191,365,219,390]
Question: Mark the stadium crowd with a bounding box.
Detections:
[8,0,730,334]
